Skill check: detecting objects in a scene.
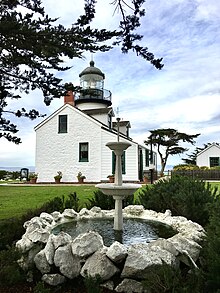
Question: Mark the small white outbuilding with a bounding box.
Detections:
[196,142,220,167]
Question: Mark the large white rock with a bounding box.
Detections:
[34,250,50,274]
[52,231,72,249]
[40,212,54,224]
[115,278,147,293]
[44,235,55,265]
[106,241,128,263]
[62,209,78,219]
[121,243,177,279]
[54,244,82,279]
[148,238,179,257]
[124,205,145,216]
[168,234,202,265]
[16,234,35,252]
[42,274,66,286]
[71,231,104,258]
[81,248,120,281]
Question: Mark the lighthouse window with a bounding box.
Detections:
[79,142,89,162]
[58,115,67,133]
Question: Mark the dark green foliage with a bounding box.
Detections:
[83,273,102,293]
[64,192,81,212]
[202,195,220,292]
[33,281,51,293]
[0,218,25,250]
[88,189,115,210]
[144,129,200,176]
[138,175,216,226]
[88,189,134,210]
[39,196,64,213]
[142,263,203,293]
[0,169,7,179]
[0,246,26,286]
[1,0,163,144]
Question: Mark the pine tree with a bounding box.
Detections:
[0,0,163,143]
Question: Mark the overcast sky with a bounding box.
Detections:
[1,0,220,169]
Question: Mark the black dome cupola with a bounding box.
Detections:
[75,61,112,109]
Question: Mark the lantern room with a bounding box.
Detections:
[75,60,112,109]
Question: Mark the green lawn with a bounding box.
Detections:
[1,181,219,221]
[0,185,97,220]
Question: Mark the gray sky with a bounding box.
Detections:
[1,0,220,169]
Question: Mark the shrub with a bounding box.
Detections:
[138,175,217,226]
[173,164,199,170]
[142,263,203,293]
[0,246,26,286]
[202,194,220,292]
[64,192,81,212]
[88,190,115,210]
[88,189,134,210]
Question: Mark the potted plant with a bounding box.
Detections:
[107,174,115,183]
[77,172,86,184]
[143,175,148,183]
[29,172,38,184]
[54,171,62,183]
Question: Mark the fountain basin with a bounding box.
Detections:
[16,206,206,288]
[106,141,131,152]
[96,183,141,197]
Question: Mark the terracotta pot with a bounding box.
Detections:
[108,176,115,183]
[78,178,85,184]
[30,178,37,184]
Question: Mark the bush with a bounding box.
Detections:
[64,192,81,212]
[202,194,220,292]
[88,189,134,210]
[0,246,26,286]
[138,175,217,226]
[142,262,203,293]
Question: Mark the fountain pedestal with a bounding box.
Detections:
[96,141,141,231]
[113,195,124,230]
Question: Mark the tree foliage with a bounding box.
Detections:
[0,0,163,143]
[144,128,200,175]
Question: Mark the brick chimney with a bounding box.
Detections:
[64,91,75,106]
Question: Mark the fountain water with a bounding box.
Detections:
[96,118,141,231]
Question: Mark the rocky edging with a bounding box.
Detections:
[16,205,206,293]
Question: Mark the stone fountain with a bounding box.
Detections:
[15,123,206,290]
[96,118,141,231]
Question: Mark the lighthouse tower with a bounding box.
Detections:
[75,60,112,110]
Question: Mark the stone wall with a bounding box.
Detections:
[16,206,206,292]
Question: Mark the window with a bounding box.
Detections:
[79,143,89,162]
[58,115,67,133]
[126,127,129,138]
[112,151,126,174]
[210,157,220,167]
[145,149,149,167]
[108,114,112,128]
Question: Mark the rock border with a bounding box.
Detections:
[16,205,206,292]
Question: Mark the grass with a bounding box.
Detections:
[0,185,97,220]
[1,181,219,221]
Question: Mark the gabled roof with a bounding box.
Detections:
[197,142,220,157]
[112,121,131,128]
[34,103,102,131]
[34,103,149,150]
